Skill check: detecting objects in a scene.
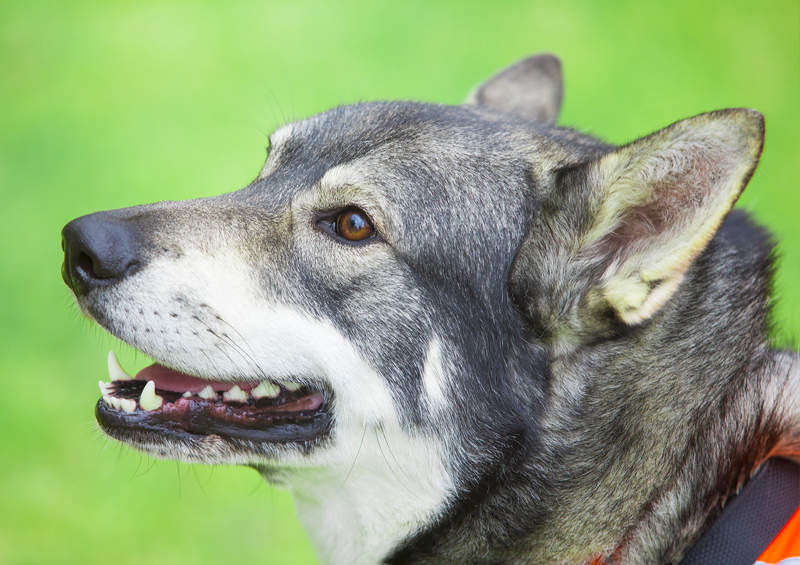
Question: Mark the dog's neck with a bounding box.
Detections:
[387,213,794,564]
[522,216,788,562]
[262,421,454,565]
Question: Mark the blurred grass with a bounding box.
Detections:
[0,1,798,563]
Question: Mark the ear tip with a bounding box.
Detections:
[522,53,562,74]
[466,53,564,123]
[731,109,766,158]
[680,109,765,158]
[745,108,765,137]
[711,108,765,138]
[721,107,764,124]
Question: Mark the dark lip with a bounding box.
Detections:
[96,398,333,445]
[95,378,334,448]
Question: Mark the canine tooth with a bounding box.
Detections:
[198,385,217,400]
[98,381,112,396]
[107,351,132,380]
[182,391,193,398]
[281,381,302,392]
[119,398,136,413]
[223,385,247,402]
[251,381,280,399]
[139,380,163,411]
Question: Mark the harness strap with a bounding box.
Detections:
[680,458,800,565]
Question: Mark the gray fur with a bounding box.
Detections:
[466,53,563,123]
[62,54,800,564]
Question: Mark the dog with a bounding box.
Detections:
[61,54,800,564]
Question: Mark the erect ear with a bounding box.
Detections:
[465,54,563,124]
[576,109,764,325]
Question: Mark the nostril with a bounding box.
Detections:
[76,251,99,280]
[77,250,139,280]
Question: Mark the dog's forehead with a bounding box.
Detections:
[293,101,573,170]
[242,101,584,212]
[289,101,513,152]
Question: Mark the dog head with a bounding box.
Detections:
[62,54,764,563]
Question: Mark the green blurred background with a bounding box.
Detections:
[1,1,798,563]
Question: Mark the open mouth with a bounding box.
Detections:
[97,352,332,445]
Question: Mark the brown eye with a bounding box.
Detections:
[335,209,375,241]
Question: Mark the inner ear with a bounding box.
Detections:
[580,109,765,324]
[465,53,563,124]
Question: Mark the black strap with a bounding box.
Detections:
[680,458,800,565]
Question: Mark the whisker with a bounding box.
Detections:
[198,348,225,381]
[211,316,271,379]
[342,424,367,487]
[193,313,270,382]
[373,428,420,500]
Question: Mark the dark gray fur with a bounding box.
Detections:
[63,54,800,564]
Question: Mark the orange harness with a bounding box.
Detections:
[755,504,800,564]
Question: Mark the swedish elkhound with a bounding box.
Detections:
[61,54,800,564]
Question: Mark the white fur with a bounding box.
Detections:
[319,162,361,188]
[258,123,295,179]
[281,423,453,565]
[270,123,295,147]
[91,244,455,564]
[422,337,448,413]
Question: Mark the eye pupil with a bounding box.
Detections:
[336,209,374,241]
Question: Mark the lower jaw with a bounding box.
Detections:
[95,398,332,445]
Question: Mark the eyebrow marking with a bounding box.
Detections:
[259,124,296,180]
[269,123,295,148]
[320,163,356,188]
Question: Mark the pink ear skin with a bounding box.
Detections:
[580,109,764,324]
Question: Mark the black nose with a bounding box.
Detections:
[61,213,141,296]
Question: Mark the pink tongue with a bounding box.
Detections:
[135,363,253,393]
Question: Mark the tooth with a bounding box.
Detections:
[198,385,217,400]
[223,385,247,402]
[98,381,112,396]
[139,380,163,411]
[281,381,302,392]
[107,351,132,381]
[119,398,136,413]
[251,381,280,399]
[102,395,113,407]
[109,397,121,410]
[182,391,193,398]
